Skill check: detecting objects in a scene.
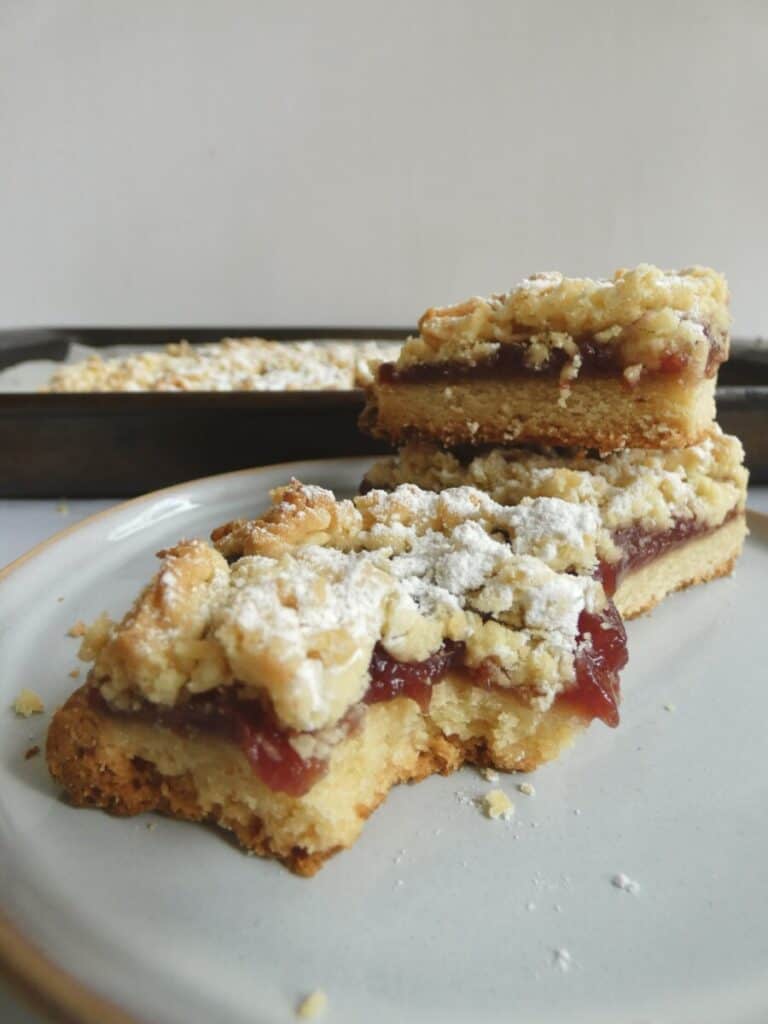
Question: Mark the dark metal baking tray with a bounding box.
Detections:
[1,328,766,497]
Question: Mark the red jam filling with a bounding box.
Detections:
[378,326,723,386]
[598,511,738,597]
[364,640,464,712]
[232,705,329,798]
[94,604,628,796]
[561,603,627,728]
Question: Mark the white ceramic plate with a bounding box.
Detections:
[1,459,767,1024]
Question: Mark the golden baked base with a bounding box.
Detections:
[614,514,746,619]
[46,678,588,876]
[363,374,716,451]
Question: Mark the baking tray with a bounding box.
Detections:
[1,328,766,497]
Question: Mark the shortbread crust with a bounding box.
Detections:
[47,675,590,875]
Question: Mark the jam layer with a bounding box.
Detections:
[91,601,627,797]
[599,509,740,597]
[378,328,722,386]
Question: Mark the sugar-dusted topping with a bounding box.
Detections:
[86,481,606,732]
[44,338,401,393]
[391,264,729,380]
[363,424,747,538]
[215,480,603,573]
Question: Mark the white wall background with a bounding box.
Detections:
[1,0,766,333]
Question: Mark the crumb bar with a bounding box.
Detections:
[362,265,729,451]
[47,482,627,874]
[362,426,748,618]
[44,338,402,393]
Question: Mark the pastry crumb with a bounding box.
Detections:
[57,596,65,603]
[296,989,327,1019]
[68,668,80,679]
[67,620,87,638]
[611,872,640,895]
[663,703,676,712]
[482,789,514,820]
[145,822,156,831]
[13,689,45,717]
[518,782,536,797]
[481,766,499,782]
[24,745,40,760]
[56,501,70,516]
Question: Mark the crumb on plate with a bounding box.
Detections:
[482,789,514,820]
[13,689,45,717]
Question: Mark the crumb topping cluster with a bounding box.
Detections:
[45,338,401,392]
[392,265,729,382]
[82,482,605,732]
[364,426,747,540]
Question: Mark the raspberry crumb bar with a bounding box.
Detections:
[47,481,627,874]
[361,265,729,451]
[362,426,748,619]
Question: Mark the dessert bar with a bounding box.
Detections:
[47,481,627,874]
[362,426,747,619]
[362,265,729,451]
[44,337,401,392]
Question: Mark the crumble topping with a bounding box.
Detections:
[391,265,729,381]
[44,338,401,392]
[81,481,606,733]
[363,425,747,538]
[13,689,45,717]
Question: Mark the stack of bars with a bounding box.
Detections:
[47,265,747,875]
[362,264,748,622]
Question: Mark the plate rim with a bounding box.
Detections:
[0,454,370,1024]
[1,465,765,1024]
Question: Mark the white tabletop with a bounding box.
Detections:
[2,488,767,1024]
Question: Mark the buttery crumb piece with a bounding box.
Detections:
[56,501,70,516]
[25,745,40,760]
[13,689,45,717]
[664,703,676,712]
[57,596,64,603]
[145,822,156,831]
[518,782,536,797]
[481,767,500,783]
[67,620,87,638]
[296,989,327,1019]
[482,789,514,820]
[68,668,80,679]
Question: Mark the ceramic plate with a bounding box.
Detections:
[1,459,767,1024]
